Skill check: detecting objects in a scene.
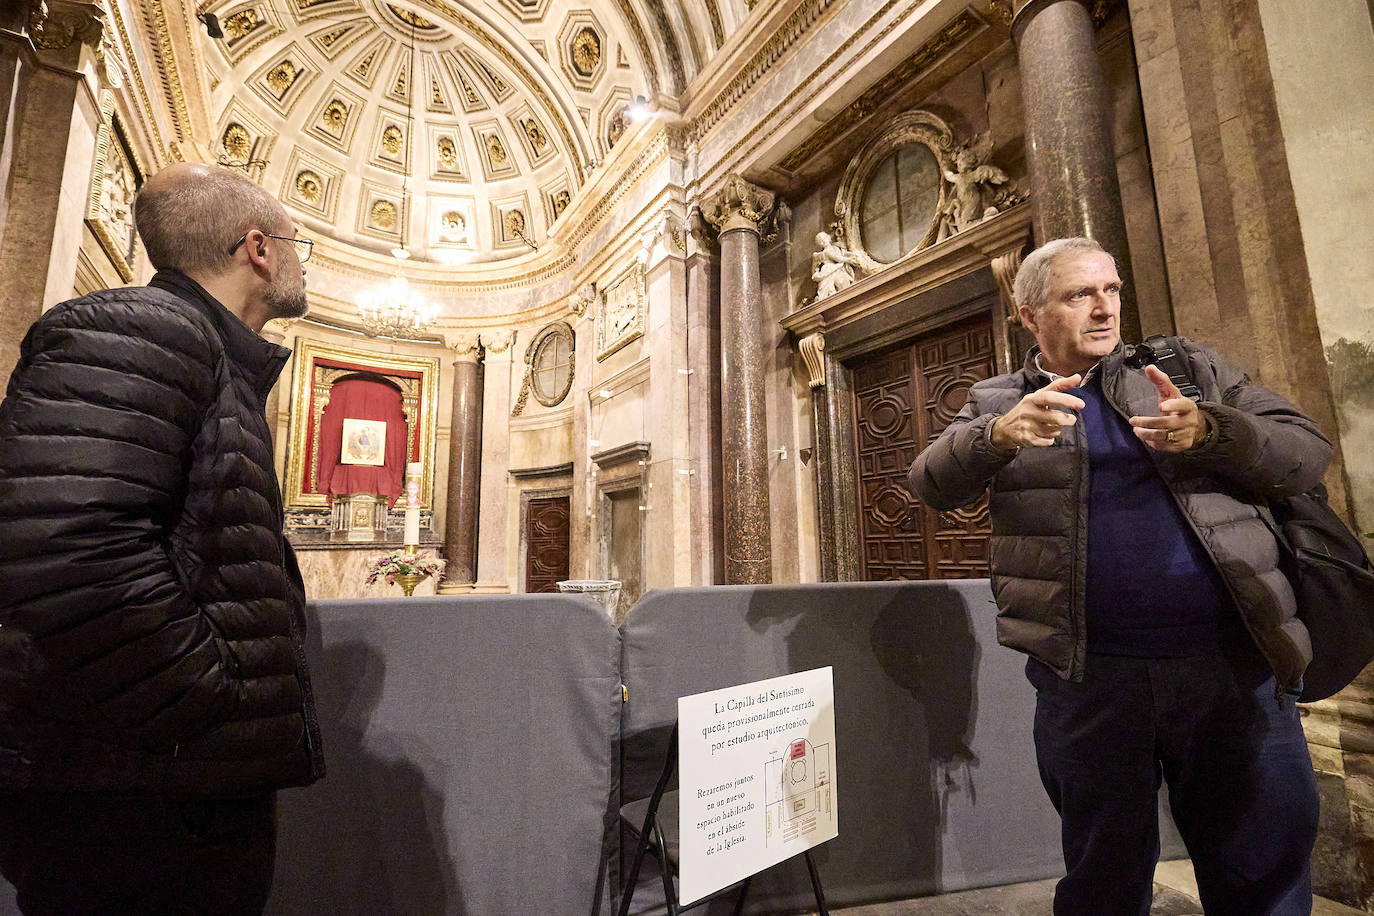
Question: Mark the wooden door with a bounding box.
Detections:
[525,495,570,593]
[852,315,994,580]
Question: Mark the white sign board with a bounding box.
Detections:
[676,667,837,905]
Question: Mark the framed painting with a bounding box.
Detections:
[283,340,441,510]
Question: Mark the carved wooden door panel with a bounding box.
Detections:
[852,315,994,580]
[525,496,570,593]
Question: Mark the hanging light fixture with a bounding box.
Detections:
[358,14,434,336]
[358,274,437,338]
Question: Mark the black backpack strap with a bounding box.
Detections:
[1154,335,1202,403]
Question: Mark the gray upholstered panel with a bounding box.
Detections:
[269,594,622,916]
[618,580,1066,912]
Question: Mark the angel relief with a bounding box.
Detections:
[938,134,1012,239]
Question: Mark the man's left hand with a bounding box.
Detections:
[1128,365,1208,452]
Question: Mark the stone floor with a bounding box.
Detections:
[818,861,1366,916]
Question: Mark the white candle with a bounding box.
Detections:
[404,462,422,546]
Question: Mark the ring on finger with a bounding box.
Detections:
[1165,430,1177,443]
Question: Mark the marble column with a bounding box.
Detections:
[0,0,107,383]
[685,209,723,584]
[472,329,515,593]
[1011,0,1141,343]
[440,334,483,589]
[703,175,775,585]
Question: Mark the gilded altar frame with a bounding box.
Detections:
[283,340,441,511]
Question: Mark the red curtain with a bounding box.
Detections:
[316,375,408,506]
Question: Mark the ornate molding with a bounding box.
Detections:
[444,332,483,360]
[994,0,1123,31]
[777,10,984,174]
[798,333,826,389]
[701,173,776,235]
[690,0,838,144]
[480,328,517,354]
[990,248,1025,326]
[31,0,103,53]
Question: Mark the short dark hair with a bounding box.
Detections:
[133,166,286,274]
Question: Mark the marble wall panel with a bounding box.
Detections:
[297,546,439,600]
[509,420,573,470]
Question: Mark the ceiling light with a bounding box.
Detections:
[628,95,649,121]
[358,274,436,339]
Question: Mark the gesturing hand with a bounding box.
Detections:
[989,375,1086,451]
[1128,364,1207,452]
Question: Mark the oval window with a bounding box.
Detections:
[531,323,575,407]
[859,144,942,263]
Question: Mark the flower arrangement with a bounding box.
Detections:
[366,551,446,592]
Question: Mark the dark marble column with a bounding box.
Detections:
[703,175,775,585]
[440,335,483,588]
[1012,0,1141,343]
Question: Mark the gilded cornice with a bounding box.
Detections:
[143,0,194,145]
[697,0,925,190]
[687,0,838,145]
[776,8,984,172]
[612,0,662,96]
[642,0,687,92]
[106,0,165,159]
[704,0,724,47]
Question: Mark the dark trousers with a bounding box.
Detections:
[1027,652,1318,916]
[0,790,277,916]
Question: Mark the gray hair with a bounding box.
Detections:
[134,167,286,274]
[1011,237,1117,311]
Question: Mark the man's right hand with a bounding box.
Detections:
[989,374,1086,451]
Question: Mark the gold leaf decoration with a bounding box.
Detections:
[431,78,444,106]
[571,27,600,77]
[295,170,323,204]
[504,209,526,238]
[552,190,571,216]
[522,119,548,153]
[381,125,404,156]
[266,61,299,97]
[606,107,629,149]
[387,4,436,28]
[222,123,252,161]
[224,9,262,40]
[322,99,347,132]
[371,199,398,229]
[486,134,507,166]
[440,210,466,238]
[437,136,458,169]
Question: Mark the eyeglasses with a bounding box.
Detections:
[229,231,314,263]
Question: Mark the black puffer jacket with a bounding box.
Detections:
[0,270,324,795]
[907,340,1331,691]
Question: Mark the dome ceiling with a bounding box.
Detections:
[202,0,737,264]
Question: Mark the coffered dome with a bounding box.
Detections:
[201,0,734,265]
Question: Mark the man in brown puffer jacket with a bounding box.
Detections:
[0,163,324,914]
[908,237,1328,916]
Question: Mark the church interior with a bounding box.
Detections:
[1,0,1373,909]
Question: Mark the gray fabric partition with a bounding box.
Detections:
[618,580,1066,912]
[269,594,622,916]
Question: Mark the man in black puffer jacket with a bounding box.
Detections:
[0,163,325,914]
[909,238,1328,915]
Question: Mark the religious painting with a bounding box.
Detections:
[340,418,387,466]
[86,93,145,282]
[283,341,440,519]
[596,263,646,361]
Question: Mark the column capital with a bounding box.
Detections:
[30,0,105,56]
[480,328,516,355]
[444,331,483,361]
[701,173,775,236]
[992,0,1122,33]
[797,333,826,389]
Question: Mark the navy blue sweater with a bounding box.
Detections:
[1074,373,1236,656]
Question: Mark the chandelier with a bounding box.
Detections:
[356,14,436,339]
[358,274,436,338]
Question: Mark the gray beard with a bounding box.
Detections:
[265,285,309,320]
